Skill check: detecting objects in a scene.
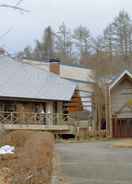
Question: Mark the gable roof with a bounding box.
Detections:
[109,70,132,90]
[0,56,76,101]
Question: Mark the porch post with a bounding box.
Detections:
[57,102,63,125]
[105,85,112,137]
[46,102,54,125]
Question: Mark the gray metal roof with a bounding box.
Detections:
[0,56,76,101]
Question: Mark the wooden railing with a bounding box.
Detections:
[0,111,77,126]
[0,111,109,137]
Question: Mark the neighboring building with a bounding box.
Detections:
[97,70,132,137]
[0,55,77,126]
[22,59,95,115]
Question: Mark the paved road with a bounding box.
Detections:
[56,142,132,184]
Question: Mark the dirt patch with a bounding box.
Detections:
[112,139,132,148]
[0,130,54,184]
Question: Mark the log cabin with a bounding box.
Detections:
[0,55,84,129]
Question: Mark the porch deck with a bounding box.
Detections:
[0,124,75,134]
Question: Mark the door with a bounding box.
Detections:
[112,119,132,138]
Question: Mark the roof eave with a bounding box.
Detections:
[109,70,132,90]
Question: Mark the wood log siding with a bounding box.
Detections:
[67,90,84,112]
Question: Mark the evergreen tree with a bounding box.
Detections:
[42,26,54,60]
[23,46,32,59]
[32,26,55,61]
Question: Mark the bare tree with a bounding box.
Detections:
[55,23,73,58]
[73,26,92,58]
[0,0,29,13]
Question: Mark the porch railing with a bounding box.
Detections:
[0,111,77,126]
[0,111,109,137]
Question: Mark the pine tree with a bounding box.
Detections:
[33,26,55,61]
[42,26,54,60]
[23,46,32,59]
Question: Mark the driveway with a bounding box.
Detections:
[56,141,132,184]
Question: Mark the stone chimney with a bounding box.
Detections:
[49,58,60,75]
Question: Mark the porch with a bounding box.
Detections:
[0,111,109,137]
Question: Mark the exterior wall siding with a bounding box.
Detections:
[111,78,132,118]
[60,65,94,83]
[67,91,83,113]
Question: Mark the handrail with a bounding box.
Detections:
[0,111,77,125]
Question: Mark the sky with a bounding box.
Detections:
[0,0,132,54]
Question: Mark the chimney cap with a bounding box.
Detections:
[49,58,60,63]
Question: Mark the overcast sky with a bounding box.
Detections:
[1,0,132,54]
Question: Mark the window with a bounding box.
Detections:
[4,103,16,112]
[0,102,16,112]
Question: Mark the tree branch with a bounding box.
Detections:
[16,0,24,6]
[0,27,13,40]
[0,4,29,13]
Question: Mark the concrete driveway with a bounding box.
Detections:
[56,141,132,184]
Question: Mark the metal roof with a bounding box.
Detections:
[23,59,95,84]
[0,56,76,101]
